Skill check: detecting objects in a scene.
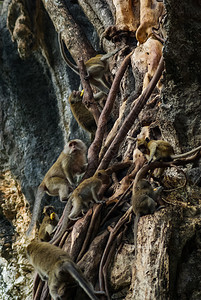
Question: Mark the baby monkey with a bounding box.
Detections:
[27,139,87,236]
[137,137,201,164]
[38,206,59,242]
[26,240,100,300]
[132,179,163,251]
[69,169,110,220]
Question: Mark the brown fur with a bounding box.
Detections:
[26,139,87,236]
[26,240,99,300]
[38,206,59,242]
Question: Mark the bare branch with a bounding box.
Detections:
[85,51,133,177]
[98,56,164,170]
[41,0,95,61]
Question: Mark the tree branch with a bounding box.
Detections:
[41,0,95,61]
[98,56,164,170]
[77,59,101,124]
[85,51,133,177]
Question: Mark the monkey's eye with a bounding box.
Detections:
[69,142,77,147]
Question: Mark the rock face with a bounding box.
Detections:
[0,0,201,299]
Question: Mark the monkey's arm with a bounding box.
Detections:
[91,182,101,203]
[61,160,75,186]
[153,186,163,199]
[100,47,122,61]
[148,142,157,163]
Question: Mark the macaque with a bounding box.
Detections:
[69,170,110,220]
[132,179,162,250]
[38,206,59,242]
[58,31,119,95]
[26,139,87,236]
[137,138,201,164]
[26,240,100,300]
[69,90,97,138]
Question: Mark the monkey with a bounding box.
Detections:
[38,206,59,242]
[50,170,110,244]
[26,139,87,236]
[137,137,201,164]
[68,90,97,138]
[58,31,120,95]
[68,169,110,220]
[26,240,101,300]
[132,179,163,251]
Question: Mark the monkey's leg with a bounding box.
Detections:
[48,274,60,300]
[148,143,157,163]
[69,196,83,219]
[46,177,69,201]
[90,77,110,95]
[91,187,100,203]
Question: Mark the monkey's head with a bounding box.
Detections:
[43,205,55,216]
[64,139,87,154]
[68,90,83,105]
[137,137,150,154]
[95,170,110,184]
[135,179,152,191]
[43,206,57,220]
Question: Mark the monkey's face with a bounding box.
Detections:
[136,179,152,191]
[69,141,79,153]
[137,138,148,154]
[69,91,82,104]
[96,170,110,184]
[43,205,55,216]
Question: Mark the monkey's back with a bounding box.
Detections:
[151,140,174,159]
[74,177,102,200]
[70,101,97,133]
[132,194,157,215]
[27,241,71,274]
[42,152,68,181]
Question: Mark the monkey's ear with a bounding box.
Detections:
[145,137,150,143]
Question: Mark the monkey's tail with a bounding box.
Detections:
[134,214,140,253]
[172,145,201,159]
[26,186,45,237]
[63,261,99,300]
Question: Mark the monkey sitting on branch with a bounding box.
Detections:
[26,240,102,300]
[137,137,201,164]
[38,205,59,242]
[26,139,87,236]
[58,31,120,97]
[132,179,163,251]
[68,170,110,220]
